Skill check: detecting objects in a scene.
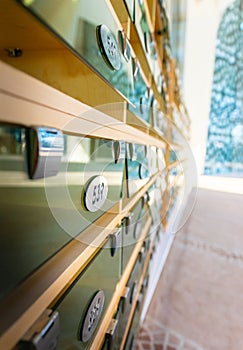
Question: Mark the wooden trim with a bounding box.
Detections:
[167,160,181,170]
[0,1,129,113]
[0,88,167,147]
[129,24,152,88]
[151,78,167,113]
[144,0,156,33]
[0,62,168,148]
[126,109,150,133]
[107,0,130,29]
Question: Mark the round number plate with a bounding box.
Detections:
[97,24,121,71]
[80,290,105,343]
[84,175,108,212]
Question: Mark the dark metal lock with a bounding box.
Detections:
[145,87,154,107]
[110,228,122,257]
[97,24,121,71]
[120,286,130,313]
[132,56,140,78]
[80,290,105,343]
[124,213,135,235]
[134,218,142,239]
[144,31,156,58]
[112,141,125,164]
[130,281,138,304]
[139,163,149,179]
[136,292,143,311]
[139,96,145,114]
[18,309,59,350]
[129,334,135,350]
[141,274,149,294]
[138,242,146,263]
[118,30,131,61]
[152,245,156,255]
[146,238,151,251]
[112,141,120,164]
[127,143,136,161]
[144,191,150,204]
[26,127,64,179]
[104,318,118,350]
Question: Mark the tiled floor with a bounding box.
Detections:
[135,316,204,350]
[134,186,243,350]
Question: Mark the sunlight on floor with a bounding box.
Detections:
[199,175,243,194]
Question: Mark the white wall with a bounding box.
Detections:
[183,0,233,174]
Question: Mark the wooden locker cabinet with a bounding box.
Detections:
[0,1,190,349]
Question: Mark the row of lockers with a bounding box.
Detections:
[4,0,177,130]
[0,0,189,142]
[0,123,184,302]
[13,202,169,350]
[0,1,187,348]
[0,121,183,349]
[13,0,165,100]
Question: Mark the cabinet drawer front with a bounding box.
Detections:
[0,124,124,299]
[53,233,121,349]
[18,0,134,102]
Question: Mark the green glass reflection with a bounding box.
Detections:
[0,125,124,299]
[18,0,133,100]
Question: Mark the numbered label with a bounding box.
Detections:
[80,290,105,342]
[84,176,108,212]
[97,24,121,71]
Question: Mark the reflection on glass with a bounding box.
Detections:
[0,124,124,299]
[19,0,133,100]
[0,126,22,155]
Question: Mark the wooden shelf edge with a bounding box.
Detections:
[144,0,156,34]
[0,62,169,148]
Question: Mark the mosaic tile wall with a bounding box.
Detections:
[134,317,204,350]
[205,0,243,175]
